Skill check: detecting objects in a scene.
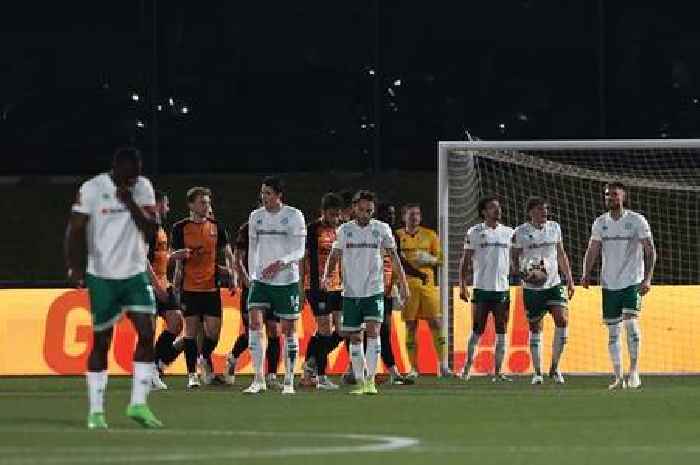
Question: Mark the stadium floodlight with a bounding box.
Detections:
[438,139,700,374]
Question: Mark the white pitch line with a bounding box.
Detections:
[0,429,419,464]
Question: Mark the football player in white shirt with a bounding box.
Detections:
[245,177,307,395]
[583,182,656,390]
[65,147,162,429]
[457,196,514,382]
[512,197,575,385]
[322,190,409,395]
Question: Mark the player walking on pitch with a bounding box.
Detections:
[457,195,514,382]
[245,176,307,395]
[65,147,162,429]
[582,182,656,390]
[512,197,575,385]
[322,191,409,395]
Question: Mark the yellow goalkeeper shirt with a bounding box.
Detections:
[395,226,442,286]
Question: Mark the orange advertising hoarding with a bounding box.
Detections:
[1,286,698,375]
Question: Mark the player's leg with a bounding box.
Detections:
[622,284,643,388]
[402,280,421,378]
[492,296,511,382]
[423,283,449,376]
[270,283,301,394]
[265,315,281,388]
[342,297,366,394]
[547,285,569,384]
[362,294,385,394]
[244,281,272,393]
[523,288,546,384]
[199,291,223,384]
[381,296,407,385]
[227,287,249,384]
[603,288,625,389]
[181,292,203,389]
[458,295,489,380]
[302,289,323,384]
[152,308,183,390]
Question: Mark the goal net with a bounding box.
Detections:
[438,140,700,375]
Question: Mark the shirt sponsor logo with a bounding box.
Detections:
[527,241,557,249]
[101,207,128,215]
[346,242,379,249]
[480,242,509,248]
[258,230,288,236]
[601,235,633,242]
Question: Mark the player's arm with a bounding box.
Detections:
[64,212,88,287]
[458,248,474,301]
[556,242,575,299]
[640,237,657,296]
[146,261,169,302]
[321,248,342,290]
[217,224,236,294]
[510,239,522,278]
[262,211,307,280]
[387,246,410,303]
[581,239,601,289]
[170,222,185,298]
[396,234,428,284]
[116,186,159,236]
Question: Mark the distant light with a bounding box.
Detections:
[181,106,189,114]
[693,98,699,104]
[361,123,368,129]
[393,79,402,86]
[362,149,369,155]
[516,113,529,122]
[157,105,163,111]
[131,93,139,102]
[660,132,668,138]
[369,123,376,128]
[368,69,375,76]
[102,82,110,90]
[168,98,175,106]
[498,123,506,129]
[136,120,145,128]
[387,88,395,97]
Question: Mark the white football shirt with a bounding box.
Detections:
[72,173,155,279]
[590,210,652,290]
[333,219,396,298]
[464,223,514,292]
[248,205,306,285]
[513,221,562,290]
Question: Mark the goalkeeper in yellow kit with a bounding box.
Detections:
[395,204,450,378]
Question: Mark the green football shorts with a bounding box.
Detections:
[523,285,568,322]
[342,294,385,332]
[247,280,301,320]
[85,272,155,331]
[602,284,641,324]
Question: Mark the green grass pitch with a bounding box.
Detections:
[1,375,700,465]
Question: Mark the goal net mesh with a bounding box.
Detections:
[442,142,700,374]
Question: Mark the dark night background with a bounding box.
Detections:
[3,1,700,175]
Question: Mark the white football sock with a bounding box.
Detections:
[465,331,481,369]
[529,331,542,375]
[624,318,641,373]
[249,329,265,382]
[607,323,623,378]
[130,362,152,406]
[551,326,568,371]
[494,333,507,375]
[349,341,365,383]
[285,335,299,383]
[366,336,381,380]
[86,371,107,414]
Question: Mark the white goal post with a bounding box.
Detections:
[438,139,700,374]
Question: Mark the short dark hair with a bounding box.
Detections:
[376,202,395,222]
[478,194,499,219]
[262,176,284,195]
[606,181,626,192]
[339,190,354,208]
[186,186,211,203]
[112,146,141,165]
[155,190,168,203]
[352,190,376,204]
[403,203,421,212]
[525,196,548,213]
[321,192,343,210]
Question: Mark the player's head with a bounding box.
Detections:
[604,181,625,210]
[320,192,343,226]
[111,146,142,187]
[352,190,376,223]
[155,190,170,221]
[478,195,501,222]
[376,202,396,226]
[261,176,284,210]
[403,203,422,229]
[339,190,355,221]
[525,196,549,224]
[187,186,212,219]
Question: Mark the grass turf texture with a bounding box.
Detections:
[1,376,700,465]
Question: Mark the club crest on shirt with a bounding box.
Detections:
[346,231,353,238]
[372,230,380,238]
[624,223,632,230]
[256,219,263,225]
[281,217,289,225]
[602,225,608,231]
[102,193,110,200]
